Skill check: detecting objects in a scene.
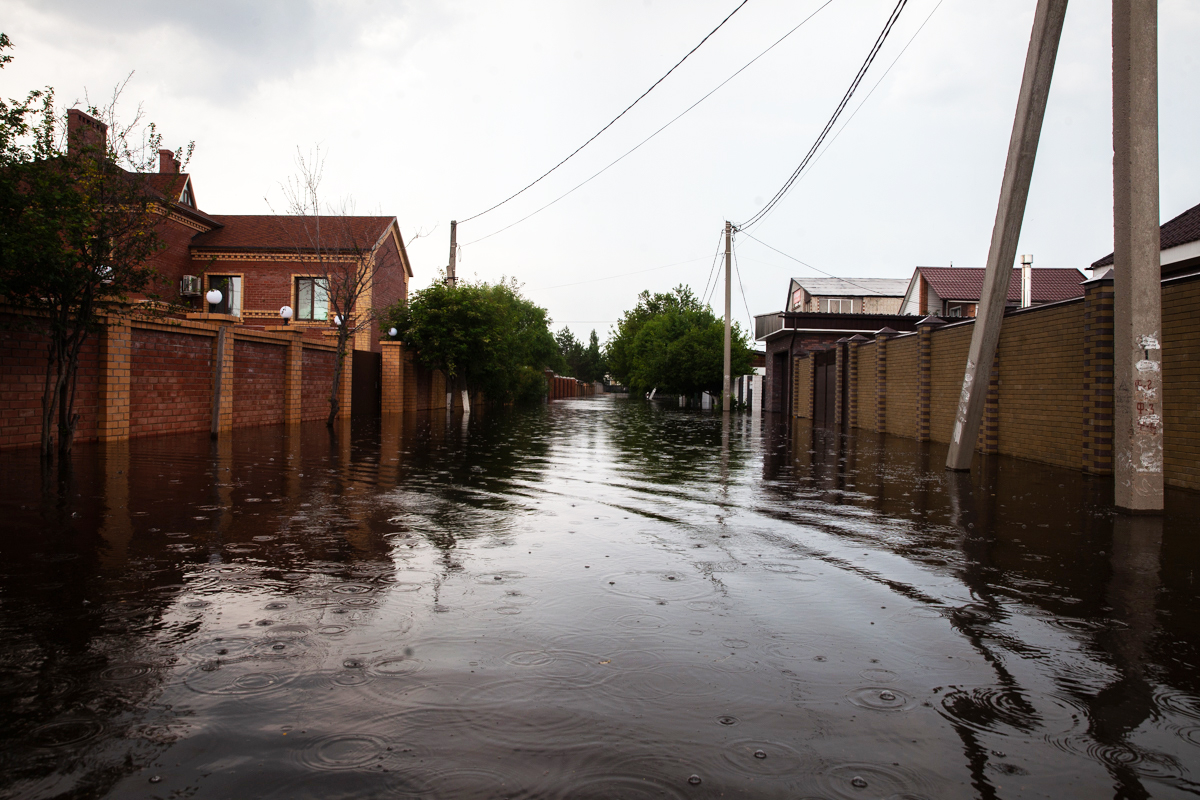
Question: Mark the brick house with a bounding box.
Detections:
[899,265,1085,317]
[785,277,909,314]
[69,108,412,352]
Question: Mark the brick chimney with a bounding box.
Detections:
[67,108,107,158]
[159,148,180,174]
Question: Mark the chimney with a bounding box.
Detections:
[159,148,180,174]
[1020,254,1033,308]
[67,108,107,158]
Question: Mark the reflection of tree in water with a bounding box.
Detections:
[763,417,1200,797]
[602,400,750,487]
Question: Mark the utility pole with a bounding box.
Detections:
[945,0,1067,472]
[446,220,458,287]
[722,221,733,413]
[1112,0,1163,512]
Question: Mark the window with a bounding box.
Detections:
[825,298,854,313]
[295,277,329,321]
[207,275,242,317]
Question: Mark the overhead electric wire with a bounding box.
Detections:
[460,0,751,226]
[736,229,893,297]
[463,0,837,247]
[737,0,908,231]
[731,235,754,332]
[700,228,728,308]
[750,0,945,229]
[537,255,707,291]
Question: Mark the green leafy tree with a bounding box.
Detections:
[582,329,606,384]
[605,285,752,399]
[0,38,191,458]
[380,277,558,405]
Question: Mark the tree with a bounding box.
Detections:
[555,327,606,383]
[273,147,384,427]
[0,39,190,458]
[605,285,752,400]
[380,277,558,405]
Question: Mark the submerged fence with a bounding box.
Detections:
[790,272,1200,491]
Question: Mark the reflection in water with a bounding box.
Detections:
[1,400,1199,798]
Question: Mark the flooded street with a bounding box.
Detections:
[2,395,1200,799]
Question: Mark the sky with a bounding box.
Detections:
[3,0,1198,343]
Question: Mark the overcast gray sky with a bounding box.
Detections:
[4,0,1198,341]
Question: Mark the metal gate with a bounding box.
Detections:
[812,348,838,426]
[351,350,381,417]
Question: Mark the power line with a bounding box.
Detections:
[460,0,751,226]
[731,234,754,332]
[752,0,946,228]
[736,229,897,298]
[463,0,837,247]
[737,0,908,231]
[700,227,728,307]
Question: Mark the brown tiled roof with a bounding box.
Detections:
[1092,200,1200,267]
[190,215,395,253]
[918,266,1085,303]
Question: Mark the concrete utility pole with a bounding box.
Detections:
[945,0,1068,472]
[1112,0,1163,512]
[446,220,458,286]
[722,221,733,413]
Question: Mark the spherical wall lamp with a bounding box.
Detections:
[388,327,398,338]
[334,314,344,327]
[279,305,293,325]
[205,288,223,306]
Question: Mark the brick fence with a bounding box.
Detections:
[790,273,1200,491]
[0,310,342,449]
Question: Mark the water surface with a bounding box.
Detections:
[2,396,1199,798]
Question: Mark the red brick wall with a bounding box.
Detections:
[130,327,212,437]
[302,347,336,421]
[371,231,407,350]
[143,216,210,310]
[233,339,286,428]
[0,314,101,450]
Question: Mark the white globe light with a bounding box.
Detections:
[205,288,223,305]
[279,305,293,320]
[388,327,398,337]
[334,315,343,326]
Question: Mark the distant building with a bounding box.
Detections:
[786,277,909,314]
[899,266,1085,318]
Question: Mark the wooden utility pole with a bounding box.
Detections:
[722,221,733,413]
[945,0,1068,471]
[446,220,458,286]
[1112,0,1162,512]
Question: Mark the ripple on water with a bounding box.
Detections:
[722,739,818,776]
[1052,734,1181,778]
[183,661,297,696]
[1156,687,1200,722]
[471,571,526,585]
[938,686,1086,739]
[332,584,374,595]
[30,718,104,748]
[99,662,157,682]
[819,762,933,800]
[761,563,819,581]
[539,754,690,800]
[846,687,914,712]
[185,637,257,662]
[602,570,714,603]
[297,733,390,770]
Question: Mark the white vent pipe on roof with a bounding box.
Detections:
[1020,254,1033,308]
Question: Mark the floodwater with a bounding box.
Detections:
[2,396,1199,799]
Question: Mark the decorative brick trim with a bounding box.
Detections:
[1083,278,1115,474]
[192,251,361,263]
[917,325,932,442]
[847,341,860,430]
[100,320,131,442]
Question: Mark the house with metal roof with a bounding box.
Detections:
[786,277,909,314]
[899,266,1086,317]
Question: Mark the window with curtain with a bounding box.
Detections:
[295,277,330,321]
[207,275,242,316]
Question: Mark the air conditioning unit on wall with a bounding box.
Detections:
[180,275,201,296]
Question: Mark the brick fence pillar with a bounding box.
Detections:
[978,353,1000,455]
[381,342,405,414]
[916,316,945,442]
[847,334,869,430]
[99,319,132,442]
[337,348,353,419]
[1083,273,1115,474]
[875,327,897,434]
[284,331,303,424]
[211,323,235,437]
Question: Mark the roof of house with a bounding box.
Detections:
[791,277,910,297]
[190,215,396,253]
[1091,200,1200,268]
[916,266,1086,303]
